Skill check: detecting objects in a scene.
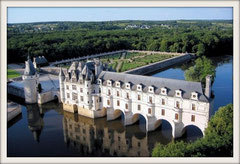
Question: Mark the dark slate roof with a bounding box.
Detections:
[34,56,48,64]
[66,59,115,83]
[24,58,36,76]
[98,71,208,102]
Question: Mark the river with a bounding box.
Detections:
[7,55,233,157]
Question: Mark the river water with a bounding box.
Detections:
[7,55,233,157]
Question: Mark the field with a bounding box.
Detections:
[7,69,21,79]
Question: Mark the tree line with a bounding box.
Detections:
[7,20,233,63]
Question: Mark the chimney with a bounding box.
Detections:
[205,75,212,99]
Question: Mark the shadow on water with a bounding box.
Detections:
[176,125,203,142]
[7,100,207,157]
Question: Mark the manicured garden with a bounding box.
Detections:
[100,51,175,72]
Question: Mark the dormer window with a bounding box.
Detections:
[125,83,130,89]
[98,79,102,85]
[116,81,120,88]
[148,86,154,93]
[191,92,198,100]
[175,90,182,97]
[107,80,112,87]
[137,84,142,91]
[161,88,167,95]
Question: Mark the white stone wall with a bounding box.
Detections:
[22,75,39,104]
[100,84,209,136]
[61,78,210,138]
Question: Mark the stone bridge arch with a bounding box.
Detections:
[182,124,204,137]
[130,112,149,132]
[154,118,174,132]
[107,108,125,121]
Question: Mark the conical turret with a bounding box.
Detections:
[24,55,36,76]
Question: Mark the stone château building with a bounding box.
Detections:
[59,59,211,138]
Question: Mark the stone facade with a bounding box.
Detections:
[21,56,60,104]
[59,59,211,138]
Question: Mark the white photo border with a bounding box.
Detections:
[1,0,239,164]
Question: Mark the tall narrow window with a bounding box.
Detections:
[192,104,196,111]
[107,100,110,105]
[117,91,120,97]
[175,113,179,120]
[66,85,69,90]
[126,92,129,99]
[108,89,111,96]
[148,108,152,114]
[176,101,180,109]
[138,94,141,100]
[80,88,83,93]
[99,97,102,102]
[80,96,83,101]
[191,115,195,122]
[99,88,101,93]
[67,93,70,98]
[162,99,165,105]
[161,109,165,116]
[138,105,141,111]
[149,96,152,104]
[125,103,128,110]
[117,100,120,106]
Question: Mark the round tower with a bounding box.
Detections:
[22,56,39,104]
[59,67,65,103]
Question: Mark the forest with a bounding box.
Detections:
[7,20,233,63]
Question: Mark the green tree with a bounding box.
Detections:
[184,56,216,85]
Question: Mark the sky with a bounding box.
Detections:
[8,7,233,24]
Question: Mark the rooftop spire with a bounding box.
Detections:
[24,55,36,76]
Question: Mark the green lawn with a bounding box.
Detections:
[7,69,21,79]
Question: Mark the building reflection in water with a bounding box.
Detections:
[62,111,172,157]
[26,104,44,142]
